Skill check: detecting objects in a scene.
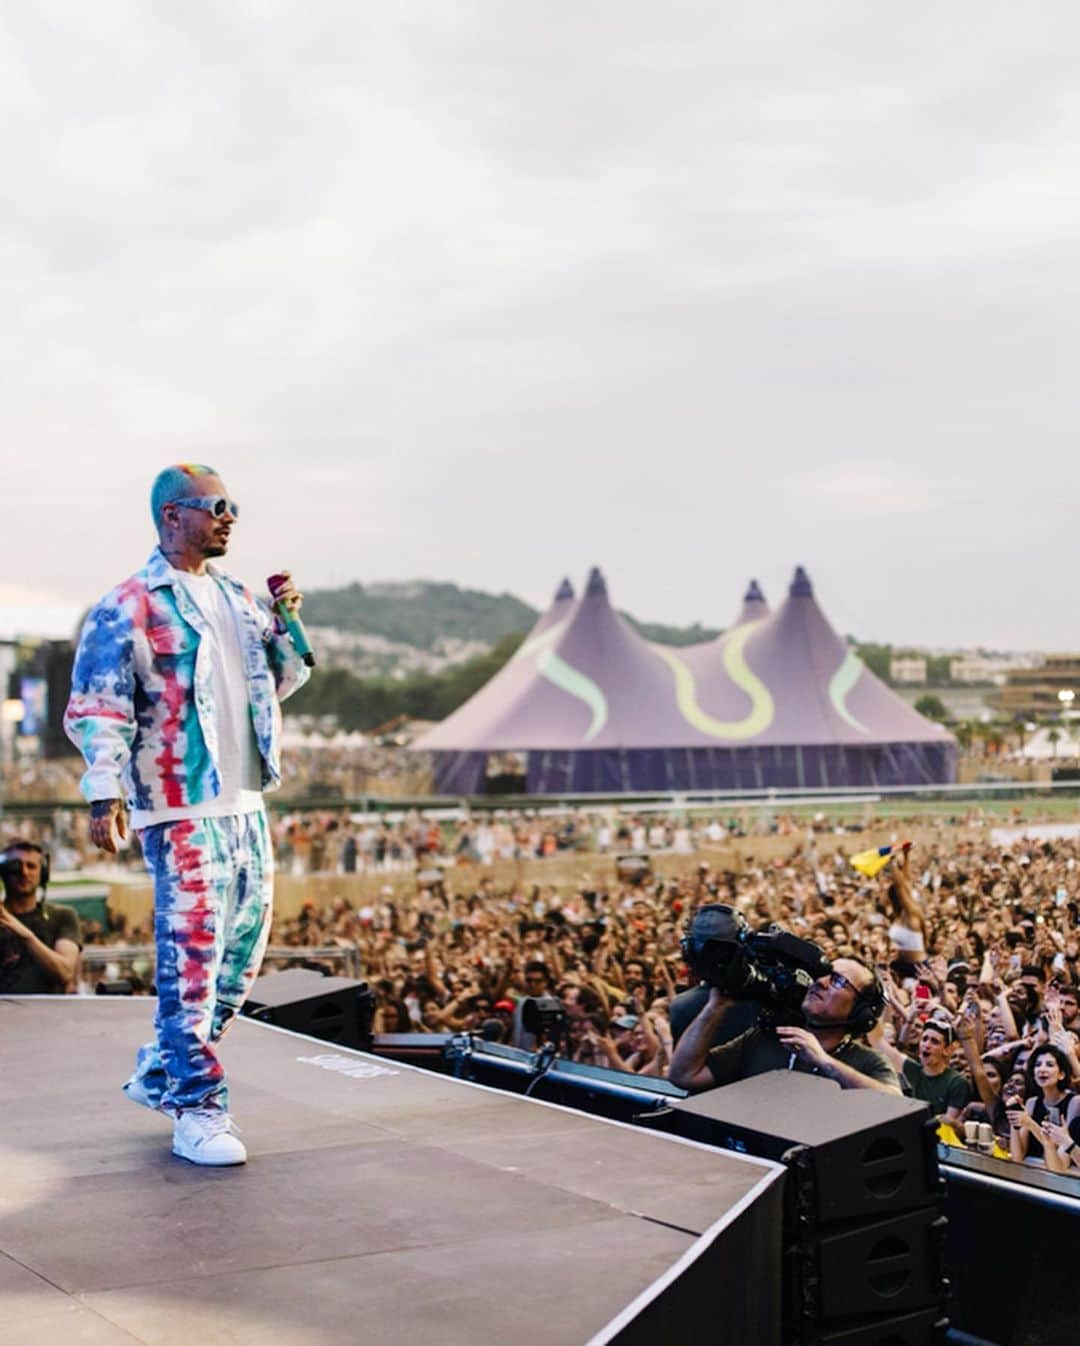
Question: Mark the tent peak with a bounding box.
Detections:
[790,566,813,598]
[585,566,608,597]
[554,578,575,602]
[744,579,765,603]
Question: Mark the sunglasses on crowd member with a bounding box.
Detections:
[925,1012,955,1042]
[172,495,240,519]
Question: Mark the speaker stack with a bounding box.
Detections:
[243,968,374,1050]
[673,1072,949,1346]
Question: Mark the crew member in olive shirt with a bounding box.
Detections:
[669,956,901,1094]
[0,840,81,994]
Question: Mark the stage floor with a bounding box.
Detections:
[1,998,783,1346]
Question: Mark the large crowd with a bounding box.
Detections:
[6,799,1080,1180]
[0,738,432,804]
[4,798,1028,877]
[264,817,1080,1178]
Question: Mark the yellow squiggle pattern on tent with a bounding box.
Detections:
[828,648,871,734]
[513,617,608,741]
[655,622,773,740]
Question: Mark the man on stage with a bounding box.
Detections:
[65,465,311,1165]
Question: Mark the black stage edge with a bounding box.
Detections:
[942,1152,1078,1346]
[1,998,784,1346]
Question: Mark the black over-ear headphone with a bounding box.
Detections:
[845,963,886,1034]
[0,839,51,894]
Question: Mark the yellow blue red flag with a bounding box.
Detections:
[849,845,896,878]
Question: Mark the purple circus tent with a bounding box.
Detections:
[678,573,770,667]
[734,578,769,628]
[679,579,771,664]
[421,577,578,770]
[414,566,956,794]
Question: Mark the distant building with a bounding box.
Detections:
[890,656,927,685]
[949,656,1016,685]
[989,654,1080,719]
[307,625,489,678]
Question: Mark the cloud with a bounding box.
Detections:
[4,3,1080,648]
[790,467,960,517]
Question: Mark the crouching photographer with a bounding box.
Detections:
[668,905,900,1095]
[0,839,82,995]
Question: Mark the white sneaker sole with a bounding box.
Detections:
[171,1138,247,1166]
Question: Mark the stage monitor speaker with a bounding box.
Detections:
[791,1206,949,1323]
[673,1072,940,1224]
[453,1041,688,1119]
[244,969,373,1050]
[796,1304,948,1346]
[373,1032,454,1068]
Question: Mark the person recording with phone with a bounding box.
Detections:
[667,906,900,1095]
[0,839,81,994]
[1006,1044,1079,1169]
[65,465,311,1167]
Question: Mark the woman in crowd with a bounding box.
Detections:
[880,844,928,971]
[1006,1044,1079,1168]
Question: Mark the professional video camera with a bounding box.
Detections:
[520,994,568,1048]
[681,903,832,1025]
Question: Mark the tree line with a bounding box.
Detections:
[285,632,525,730]
[855,643,954,686]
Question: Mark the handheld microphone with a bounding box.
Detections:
[267,573,316,667]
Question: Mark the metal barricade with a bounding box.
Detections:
[79,943,363,988]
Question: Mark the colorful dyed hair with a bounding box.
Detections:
[150,464,219,527]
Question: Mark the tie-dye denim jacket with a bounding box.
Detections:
[64,547,311,810]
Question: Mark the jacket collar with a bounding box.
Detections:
[145,546,174,590]
[145,546,240,594]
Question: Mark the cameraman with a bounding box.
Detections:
[0,840,82,994]
[668,956,901,1095]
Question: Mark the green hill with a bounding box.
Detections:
[302,582,538,651]
[302,580,720,651]
[288,633,527,730]
[623,616,720,646]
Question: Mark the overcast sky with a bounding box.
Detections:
[4,3,1079,649]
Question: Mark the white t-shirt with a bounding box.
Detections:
[131,570,263,829]
[889,921,925,954]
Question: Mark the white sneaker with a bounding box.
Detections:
[172,1109,247,1166]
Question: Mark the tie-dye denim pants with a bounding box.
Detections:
[128,811,273,1115]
